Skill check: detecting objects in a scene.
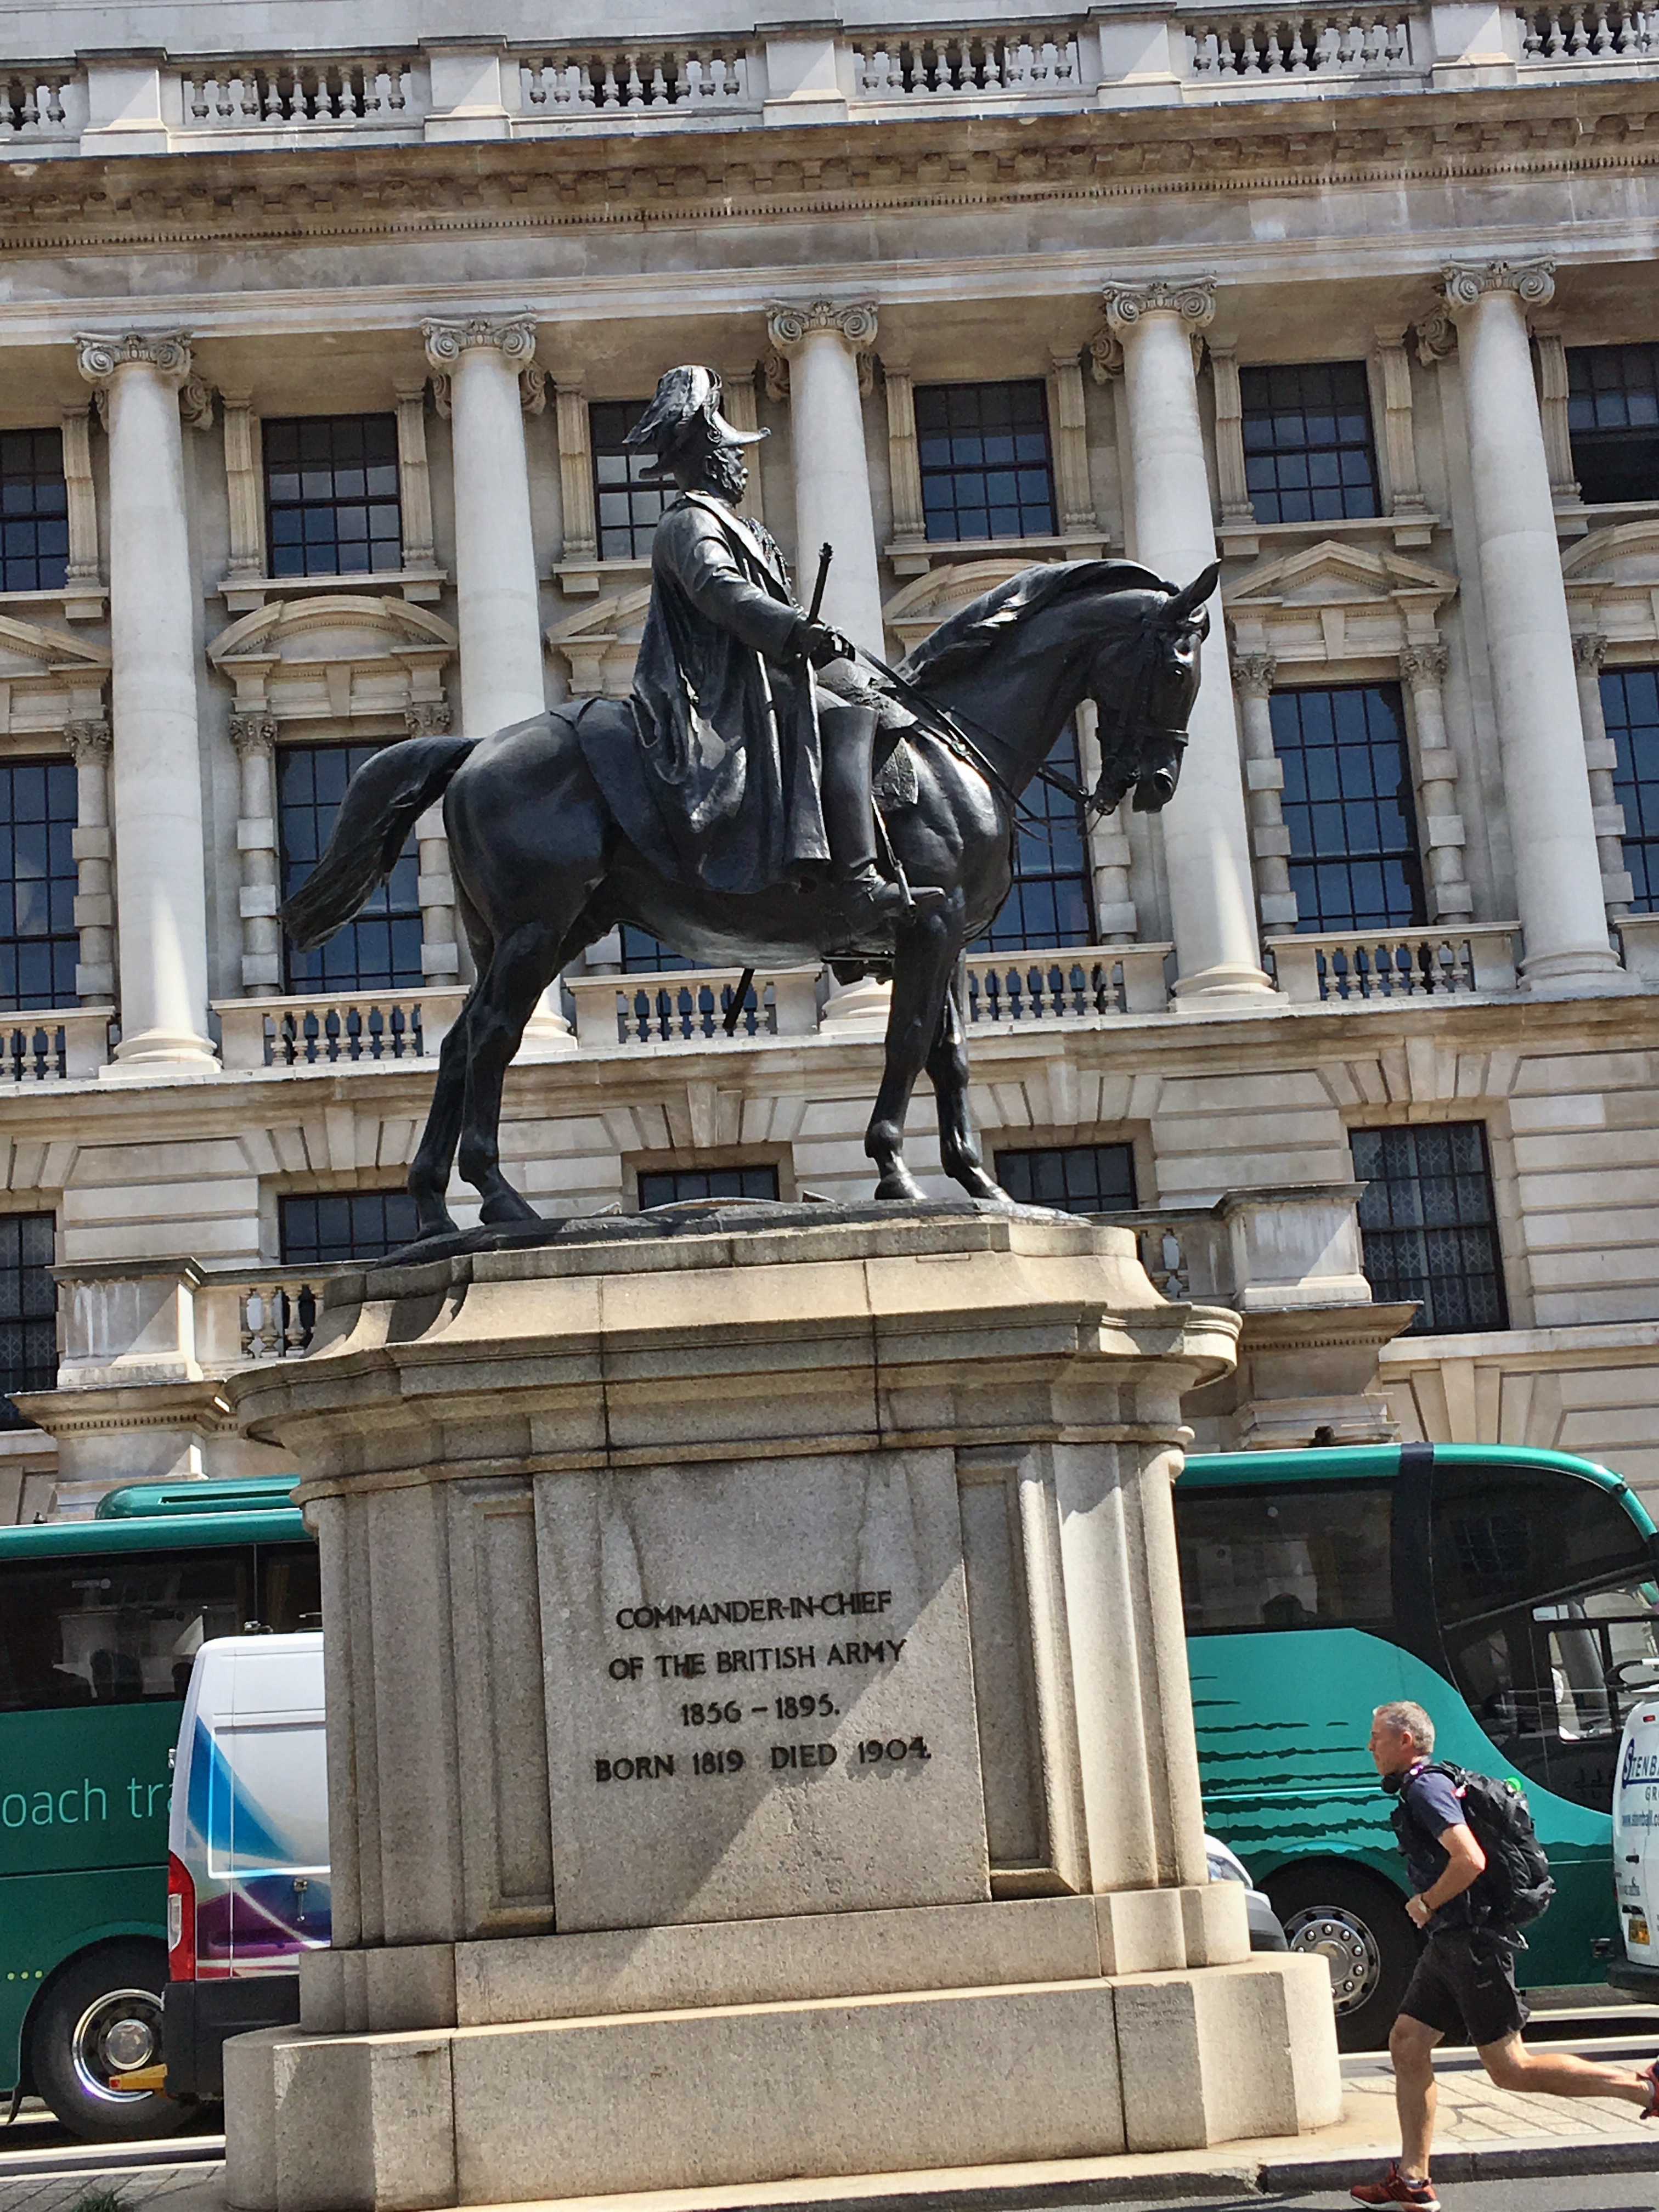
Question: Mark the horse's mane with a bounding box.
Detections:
[896,559,1174,685]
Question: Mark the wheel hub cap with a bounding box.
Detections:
[1283,1906,1382,2013]
[71,1988,162,2103]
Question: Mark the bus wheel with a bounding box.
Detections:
[1266,1865,1418,2052]
[30,1941,191,2143]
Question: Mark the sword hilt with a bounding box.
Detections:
[806,541,833,625]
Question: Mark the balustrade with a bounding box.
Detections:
[518,47,755,112]
[0,1010,110,1082]
[963,944,1172,1023]
[179,58,420,131]
[1,71,80,136]
[1517,1,1657,54]
[1183,10,1417,74]
[215,989,467,1071]
[568,966,820,1046]
[852,30,1083,95]
[1266,926,1520,1004]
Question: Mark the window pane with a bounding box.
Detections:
[1175,1484,1394,1634]
[0,761,79,1011]
[1604,665,1659,910]
[0,428,70,592]
[262,415,403,579]
[1237,363,1379,524]
[993,1143,1136,1214]
[1567,346,1659,502]
[279,743,424,991]
[970,723,1096,951]
[912,380,1057,544]
[1272,685,1425,933]
[0,1549,249,1712]
[590,401,671,561]
[637,1165,780,1208]
[1351,1121,1506,1334]
[278,1189,420,1266]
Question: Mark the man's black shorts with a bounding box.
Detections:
[1399,1927,1529,2047]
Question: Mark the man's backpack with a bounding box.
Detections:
[1422,1761,1555,1931]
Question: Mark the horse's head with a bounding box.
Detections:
[1088,560,1220,816]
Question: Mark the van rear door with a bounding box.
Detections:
[222,1636,330,1972]
[1612,1698,1659,1988]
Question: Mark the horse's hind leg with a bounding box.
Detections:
[458,918,568,1226]
[866,901,962,1202]
[926,978,1011,1207]
[408,899,493,1240]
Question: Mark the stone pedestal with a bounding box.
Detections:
[221,1203,1339,2212]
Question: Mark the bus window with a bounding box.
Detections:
[1432,1460,1659,1809]
[257,1544,321,1633]
[0,1550,248,1712]
[1176,1485,1393,1634]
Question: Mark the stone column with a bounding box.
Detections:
[76,331,218,1071]
[1205,347,1255,528]
[1532,315,1582,507]
[553,379,599,569]
[765,300,884,654]
[1102,280,1272,1001]
[1233,654,1297,933]
[65,718,114,1007]
[1573,633,1634,916]
[1440,262,1622,985]
[1398,644,1474,922]
[421,315,547,734]
[232,714,281,995]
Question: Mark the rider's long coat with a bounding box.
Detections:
[627,492,830,897]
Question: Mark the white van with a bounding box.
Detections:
[1609,1693,1659,1999]
[162,1634,330,2098]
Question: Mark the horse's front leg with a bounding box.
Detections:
[407,988,476,1239]
[866,900,962,1201]
[926,977,1011,1207]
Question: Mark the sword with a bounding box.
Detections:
[806,541,833,625]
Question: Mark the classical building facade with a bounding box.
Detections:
[0,0,1655,1516]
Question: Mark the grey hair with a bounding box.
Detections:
[1373,1700,1436,1754]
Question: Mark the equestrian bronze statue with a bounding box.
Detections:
[283,364,1217,1239]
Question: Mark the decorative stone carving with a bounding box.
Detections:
[1440,259,1556,315]
[229,713,278,757]
[1234,652,1277,699]
[404,699,454,738]
[1531,315,1582,506]
[1398,641,1449,688]
[1207,349,1254,524]
[764,301,878,401]
[207,595,457,732]
[179,375,215,433]
[1087,328,1122,383]
[884,364,927,557]
[1047,347,1098,535]
[421,314,539,370]
[59,405,99,586]
[1413,307,1457,368]
[547,586,652,697]
[554,380,600,572]
[1101,279,1217,334]
[394,386,437,571]
[220,394,265,580]
[1371,326,1431,531]
[75,330,194,387]
[64,716,112,763]
[64,718,114,1008]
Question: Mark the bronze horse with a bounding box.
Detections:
[283,556,1218,1238]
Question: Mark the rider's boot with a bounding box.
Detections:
[821,703,946,933]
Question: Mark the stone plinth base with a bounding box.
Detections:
[225,1952,1338,2212]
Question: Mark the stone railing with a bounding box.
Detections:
[1182,9,1419,75]
[1267,925,1520,1004]
[1,69,83,138]
[0,1008,111,1082]
[850,30,1085,98]
[963,944,1172,1023]
[568,966,820,1046]
[191,1270,325,1367]
[1517,1,1658,57]
[215,989,467,1071]
[518,47,757,114]
[179,58,422,132]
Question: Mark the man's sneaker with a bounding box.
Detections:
[1639,2057,1659,2119]
[1350,2163,1441,2210]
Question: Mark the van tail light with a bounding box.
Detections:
[167,1852,196,1982]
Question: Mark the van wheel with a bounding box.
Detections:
[30,1941,191,2142]
[1265,1864,1419,2052]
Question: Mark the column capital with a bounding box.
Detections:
[229,712,278,759]
[75,330,194,388]
[64,716,112,763]
[1439,260,1556,318]
[1400,642,1449,687]
[1100,278,1216,337]
[765,300,879,357]
[421,314,538,374]
[405,699,454,738]
[1572,630,1609,675]
[1233,652,1277,699]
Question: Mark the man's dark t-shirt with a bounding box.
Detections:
[1391,1762,1471,1929]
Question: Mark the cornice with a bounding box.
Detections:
[0,86,1656,255]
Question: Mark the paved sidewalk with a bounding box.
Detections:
[4,2042,1656,2212]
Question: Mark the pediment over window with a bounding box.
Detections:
[0,613,110,738]
[207,594,457,726]
[882,557,1039,654]
[1561,522,1659,654]
[1225,539,1458,670]
[547,588,652,698]
[1561,519,1659,585]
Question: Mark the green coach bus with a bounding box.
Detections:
[1178,1441,1659,2048]
[0,1476,313,2140]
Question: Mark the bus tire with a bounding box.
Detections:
[1266,1863,1419,2052]
[29,1940,191,2143]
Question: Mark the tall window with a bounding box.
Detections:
[263,415,402,578]
[620,925,691,973]
[1350,1122,1508,1335]
[278,744,422,992]
[0,758,78,1009]
[0,1212,55,1430]
[1604,665,1659,907]
[592,400,668,561]
[0,430,69,592]
[915,381,1056,543]
[973,726,1094,951]
[1239,362,1380,524]
[637,1165,778,1209]
[1567,345,1659,505]
[994,1143,1136,1215]
[279,1190,419,1265]
[1271,686,1424,933]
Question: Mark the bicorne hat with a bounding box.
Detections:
[624,364,768,460]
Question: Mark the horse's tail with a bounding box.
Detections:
[281,735,476,949]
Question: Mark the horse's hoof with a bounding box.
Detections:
[479,1191,545,1227]
[872,1170,926,1203]
[956,1172,1015,1210]
[411,1213,460,1243]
